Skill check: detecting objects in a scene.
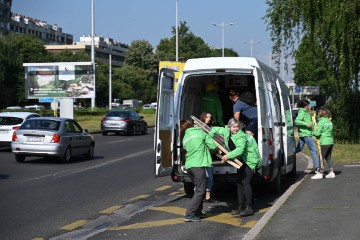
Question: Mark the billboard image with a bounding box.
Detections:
[23,62,94,99]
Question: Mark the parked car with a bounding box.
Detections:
[143,104,151,109]
[100,110,147,136]
[0,112,41,149]
[24,105,45,111]
[11,117,95,163]
[5,106,24,110]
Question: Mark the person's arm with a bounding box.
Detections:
[224,132,247,159]
[234,111,240,121]
[313,120,323,138]
[295,110,309,127]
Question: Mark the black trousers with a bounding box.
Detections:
[236,164,254,206]
[185,167,206,215]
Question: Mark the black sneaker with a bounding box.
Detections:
[231,204,245,215]
[240,208,254,217]
[184,214,201,222]
[195,211,208,219]
[204,198,219,203]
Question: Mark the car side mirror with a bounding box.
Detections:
[84,129,89,133]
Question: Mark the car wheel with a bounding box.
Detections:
[183,182,194,196]
[102,131,107,136]
[86,144,95,160]
[61,147,71,163]
[142,125,148,135]
[132,126,136,135]
[15,155,25,163]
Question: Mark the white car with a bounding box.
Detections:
[0,112,41,149]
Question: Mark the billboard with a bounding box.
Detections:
[23,62,94,99]
[159,61,185,91]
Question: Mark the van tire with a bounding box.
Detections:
[287,160,297,178]
[183,182,194,195]
[268,167,281,194]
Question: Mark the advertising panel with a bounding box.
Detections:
[159,61,185,91]
[23,62,94,99]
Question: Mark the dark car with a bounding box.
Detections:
[11,117,95,163]
[100,110,147,136]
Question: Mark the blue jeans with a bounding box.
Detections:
[294,136,319,169]
[205,167,214,192]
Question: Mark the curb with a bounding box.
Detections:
[241,153,310,240]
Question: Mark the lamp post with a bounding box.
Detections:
[212,21,234,57]
[175,0,178,62]
[108,44,112,110]
[243,40,261,57]
[91,0,96,109]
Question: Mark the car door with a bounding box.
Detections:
[154,68,175,177]
[64,120,81,155]
[72,120,91,155]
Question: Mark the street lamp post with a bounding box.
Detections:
[175,0,178,62]
[243,40,261,57]
[108,44,112,110]
[91,0,96,109]
[212,21,234,57]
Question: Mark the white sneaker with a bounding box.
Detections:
[311,173,323,180]
[325,172,336,179]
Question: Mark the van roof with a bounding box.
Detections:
[183,57,261,72]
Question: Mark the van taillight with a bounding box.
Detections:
[12,132,18,141]
[268,128,274,161]
[51,134,61,143]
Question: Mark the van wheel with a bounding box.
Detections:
[268,168,281,194]
[15,155,25,163]
[287,160,297,178]
[183,182,194,196]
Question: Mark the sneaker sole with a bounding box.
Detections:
[184,218,201,222]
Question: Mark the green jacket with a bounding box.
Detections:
[201,92,224,126]
[314,117,334,145]
[183,127,217,169]
[210,126,261,171]
[295,108,314,137]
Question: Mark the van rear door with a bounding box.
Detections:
[154,69,175,177]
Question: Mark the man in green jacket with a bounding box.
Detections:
[294,99,321,179]
[201,83,224,126]
[181,120,217,222]
[314,108,335,178]
[210,118,261,216]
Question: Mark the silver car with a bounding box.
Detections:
[11,117,95,163]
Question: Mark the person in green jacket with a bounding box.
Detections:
[294,99,321,179]
[314,108,335,179]
[201,83,224,126]
[210,118,261,217]
[180,119,217,222]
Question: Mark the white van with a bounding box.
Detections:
[154,57,296,194]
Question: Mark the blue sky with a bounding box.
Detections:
[12,0,292,79]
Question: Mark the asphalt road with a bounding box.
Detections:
[0,129,303,240]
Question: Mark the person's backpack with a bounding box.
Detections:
[239,91,256,106]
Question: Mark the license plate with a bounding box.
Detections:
[26,137,43,142]
[0,130,8,135]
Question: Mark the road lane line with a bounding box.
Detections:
[108,139,133,144]
[108,218,185,230]
[61,220,87,230]
[27,149,153,180]
[155,185,171,191]
[130,195,150,201]
[100,205,124,214]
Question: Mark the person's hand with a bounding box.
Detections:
[222,155,229,161]
[307,123,312,128]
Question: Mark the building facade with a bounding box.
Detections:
[0,0,11,35]
[11,13,73,44]
[46,36,129,67]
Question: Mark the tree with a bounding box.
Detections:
[265,0,360,143]
[156,21,214,61]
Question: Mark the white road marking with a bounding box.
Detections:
[108,139,133,144]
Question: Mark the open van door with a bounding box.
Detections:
[154,68,175,177]
[275,78,296,174]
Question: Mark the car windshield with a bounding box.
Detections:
[0,117,23,125]
[106,111,130,117]
[20,119,61,130]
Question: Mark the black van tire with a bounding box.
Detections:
[183,182,194,195]
[268,167,281,194]
[287,160,297,178]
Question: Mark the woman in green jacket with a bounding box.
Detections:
[181,119,217,222]
[314,108,335,178]
[294,99,321,179]
[210,118,261,217]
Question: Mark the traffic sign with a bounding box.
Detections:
[291,86,319,95]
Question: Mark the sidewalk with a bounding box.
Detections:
[247,154,360,240]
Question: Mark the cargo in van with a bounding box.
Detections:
[154,57,296,194]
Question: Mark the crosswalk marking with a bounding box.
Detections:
[155,185,172,191]
[100,205,124,214]
[130,194,150,201]
[61,220,87,230]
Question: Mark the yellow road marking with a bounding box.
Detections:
[151,206,185,215]
[155,185,171,191]
[130,194,150,201]
[257,207,271,213]
[169,191,183,196]
[100,205,124,214]
[108,218,185,230]
[61,220,87,230]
